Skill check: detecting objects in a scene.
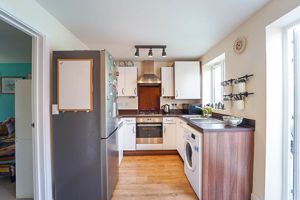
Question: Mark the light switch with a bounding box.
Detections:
[52,104,59,115]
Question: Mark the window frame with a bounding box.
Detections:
[209,60,225,105]
[283,22,300,200]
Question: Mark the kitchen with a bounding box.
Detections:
[51,50,254,200]
[115,59,254,200]
[0,1,299,200]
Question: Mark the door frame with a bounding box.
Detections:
[0,8,52,200]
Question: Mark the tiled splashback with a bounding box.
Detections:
[160,98,201,109]
[117,96,200,110]
[117,97,139,110]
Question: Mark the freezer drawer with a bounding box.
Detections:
[101,128,119,200]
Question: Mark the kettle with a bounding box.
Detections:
[161,104,170,113]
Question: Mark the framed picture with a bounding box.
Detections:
[1,77,23,94]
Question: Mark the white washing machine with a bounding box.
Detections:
[184,129,202,199]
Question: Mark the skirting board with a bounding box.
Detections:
[251,193,261,200]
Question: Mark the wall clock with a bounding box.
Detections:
[233,36,247,54]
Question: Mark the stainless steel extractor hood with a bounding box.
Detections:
[138,60,161,85]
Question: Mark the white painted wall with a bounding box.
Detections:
[0,0,88,50]
[200,1,300,199]
[0,2,88,200]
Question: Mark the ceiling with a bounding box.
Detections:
[36,0,270,61]
[0,20,32,63]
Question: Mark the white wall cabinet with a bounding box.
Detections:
[161,67,174,97]
[163,118,176,150]
[174,61,201,99]
[117,67,126,97]
[122,118,136,150]
[117,67,137,97]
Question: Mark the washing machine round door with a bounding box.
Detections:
[185,140,195,171]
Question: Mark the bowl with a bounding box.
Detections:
[222,116,243,127]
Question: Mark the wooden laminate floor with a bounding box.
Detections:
[112,155,198,200]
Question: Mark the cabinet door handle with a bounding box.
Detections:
[176,90,178,97]
[122,88,125,95]
[132,127,135,134]
[134,88,137,95]
[164,126,166,133]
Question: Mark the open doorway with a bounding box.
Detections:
[0,19,34,200]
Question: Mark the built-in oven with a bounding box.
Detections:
[136,117,163,150]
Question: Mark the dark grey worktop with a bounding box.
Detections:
[118,111,255,133]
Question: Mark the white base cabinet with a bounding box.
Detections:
[176,119,188,160]
[163,118,177,150]
[118,121,124,165]
[122,118,136,151]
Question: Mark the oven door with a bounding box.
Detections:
[136,123,163,144]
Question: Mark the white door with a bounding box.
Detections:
[163,123,176,150]
[161,67,174,97]
[125,67,137,96]
[123,124,136,150]
[174,61,201,99]
[117,67,126,96]
[15,80,34,198]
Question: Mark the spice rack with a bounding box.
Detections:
[221,74,254,110]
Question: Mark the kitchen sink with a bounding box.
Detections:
[182,115,205,119]
[191,118,224,124]
[183,115,224,124]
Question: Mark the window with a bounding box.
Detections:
[285,23,300,200]
[203,54,225,107]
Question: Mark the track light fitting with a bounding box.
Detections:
[135,48,139,57]
[162,48,167,57]
[134,45,167,58]
[148,48,153,57]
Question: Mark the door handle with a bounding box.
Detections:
[132,127,135,134]
[162,88,165,95]
[164,126,166,133]
[134,88,137,95]
[122,88,125,95]
[176,90,178,97]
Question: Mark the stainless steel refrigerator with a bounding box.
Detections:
[52,50,119,200]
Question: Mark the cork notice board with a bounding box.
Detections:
[57,59,93,111]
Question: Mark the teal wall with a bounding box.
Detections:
[0,63,31,122]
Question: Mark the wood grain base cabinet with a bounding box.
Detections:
[202,131,254,200]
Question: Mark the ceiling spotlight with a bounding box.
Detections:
[162,48,167,57]
[135,48,139,57]
[148,48,153,57]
